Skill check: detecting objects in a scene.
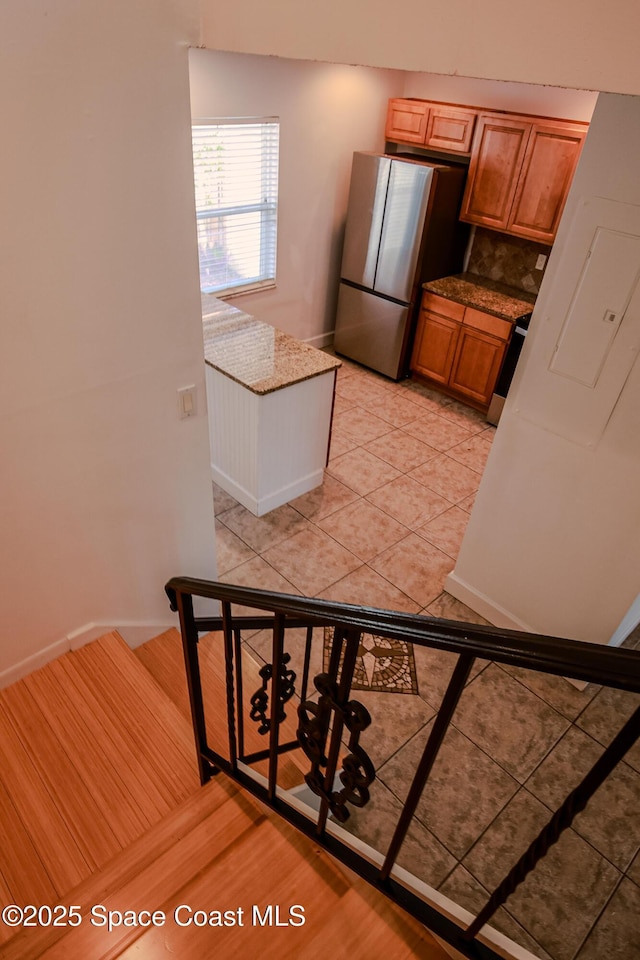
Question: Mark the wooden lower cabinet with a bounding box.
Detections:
[449,326,507,406]
[411,312,460,384]
[411,292,511,409]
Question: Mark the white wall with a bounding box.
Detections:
[447,93,640,645]
[0,0,217,680]
[188,49,403,342]
[199,0,640,97]
[403,74,597,123]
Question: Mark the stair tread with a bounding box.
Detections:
[115,809,451,959]
[24,657,154,846]
[0,629,202,926]
[0,628,450,960]
[6,788,448,960]
[0,693,90,897]
[72,632,200,794]
[0,676,123,873]
[55,652,177,819]
[0,778,257,960]
[62,636,197,808]
[0,775,58,918]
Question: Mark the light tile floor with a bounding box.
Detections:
[212,356,640,960]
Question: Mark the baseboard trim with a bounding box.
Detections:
[0,619,176,690]
[444,571,535,633]
[444,572,590,691]
[211,465,258,513]
[256,469,324,516]
[211,464,324,517]
[303,331,334,349]
[0,637,71,690]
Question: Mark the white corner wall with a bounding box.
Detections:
[189,49,403,343]
[403,74,597,123]
[200,0,640,98]
[0,0,217,679]
[447,93,640,645]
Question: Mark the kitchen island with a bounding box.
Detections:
[202,296,340,516]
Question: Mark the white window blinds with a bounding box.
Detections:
[192,118,279,296]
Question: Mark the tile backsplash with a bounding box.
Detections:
[466,227,551,295]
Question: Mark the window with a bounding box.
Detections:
[192,118,279,296]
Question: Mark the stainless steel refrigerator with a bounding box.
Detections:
[334,152,467,380]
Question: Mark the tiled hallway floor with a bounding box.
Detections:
[212,356,640,960]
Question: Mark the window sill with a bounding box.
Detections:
[203,280,276,301]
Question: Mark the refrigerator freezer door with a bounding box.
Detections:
[334,283,410,380]
[375,160,433,301]
[340,154,391,290]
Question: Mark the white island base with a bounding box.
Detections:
[202,295,340,517]
[206,363,336,516]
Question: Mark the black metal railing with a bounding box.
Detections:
[165,576,640,960]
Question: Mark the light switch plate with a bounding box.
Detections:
[177,385,197,419]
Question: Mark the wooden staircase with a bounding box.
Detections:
[0,629,450,959]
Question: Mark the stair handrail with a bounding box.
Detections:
[166,575,640,960]
[166,576,640,692]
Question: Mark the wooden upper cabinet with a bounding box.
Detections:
[425,105,477,153]
[460,115,531,231]
[508,121,587,243]
[461,112,588,242]
[385,99,477,153]
[385,99,430,145]
[386,99,588,242]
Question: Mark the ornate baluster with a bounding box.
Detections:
[298,627,376,831]
[297,625,347,809]
[249,657,296,734]
[325,697,375,823]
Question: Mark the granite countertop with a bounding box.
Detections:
[422,273,535,321]
[202,295,340,395]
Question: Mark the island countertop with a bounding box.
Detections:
[422,273,535,321]
[202,295,340,396]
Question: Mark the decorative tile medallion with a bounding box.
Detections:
[323,627,418,695]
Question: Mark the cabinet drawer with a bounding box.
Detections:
[463,307,512,341]
[421,291,465,322]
